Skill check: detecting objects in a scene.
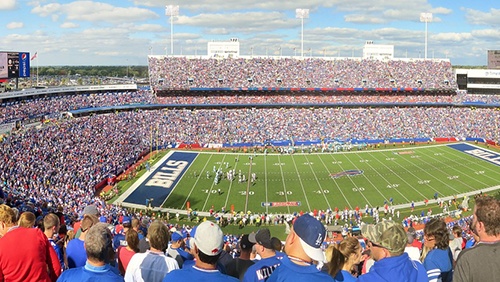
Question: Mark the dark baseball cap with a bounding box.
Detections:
[240,234,255,250]
[249,228,273,249]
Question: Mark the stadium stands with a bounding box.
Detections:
[149,57,457,90]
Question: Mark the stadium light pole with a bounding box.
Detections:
[420,12,432,60]
[166,5,179,55]
[296,9,309,57]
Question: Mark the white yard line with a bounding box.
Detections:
[290,155,312,211]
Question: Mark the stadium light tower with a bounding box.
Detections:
[296,8,309,57]
[420,12,432,60]
[166,5,179,55]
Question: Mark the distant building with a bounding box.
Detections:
[487,50,500,69]
[207,38,240,58]
[362,41,394,60]
[455,68,500,95]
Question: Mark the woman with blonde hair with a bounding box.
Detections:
[18,211,36,228]
[326,237,363,282]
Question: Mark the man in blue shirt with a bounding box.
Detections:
[57,223,123,281]
[357,220,428,282]
[243,228,282,282]
[66,214,99,269]
[268,214,333,282]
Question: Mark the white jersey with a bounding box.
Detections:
[125,250,179,282]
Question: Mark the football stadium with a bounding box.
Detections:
[1,4,500,281]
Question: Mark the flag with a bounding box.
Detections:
[31,52,37,61]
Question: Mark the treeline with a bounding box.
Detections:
[29,65,149,78]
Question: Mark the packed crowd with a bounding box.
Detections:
[3,89,500,126]
[0,90,155,124]
[56,107,497,143]
[156,92,458,105]
[0,195,498,282]
[149,57,457,90]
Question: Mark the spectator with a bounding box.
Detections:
[125,221,179,282]
[357,220,427,282]
[421,218,453,282]
[408,227,422,250]
[57,222,123,281]
[404,230,421,261]
[44,213,66,272]
[18,211,36,228]
[226,234,255,280]
[271,237,285,258]
[454,196,500,282]
[74,205,100,239]
[163,220,237,282]
[0,204,61,281]
[131,218,145,240]
[66,214,99,269]
[243,228,282,282]
[117,229,140,276]
[113,216,132,250]
[326,237,362,281]
[268,214,333,282]
[166,231,187,268]
[449,225,463,262]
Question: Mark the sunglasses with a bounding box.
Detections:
[424,235,435,241]
[368,241,384,248]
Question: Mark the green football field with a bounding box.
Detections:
[159,143,500,214]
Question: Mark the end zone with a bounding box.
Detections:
[115,151,198,209]
[448,143,500,167]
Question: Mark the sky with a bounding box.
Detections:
[0,0,499,66]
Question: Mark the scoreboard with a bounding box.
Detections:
[0,52,30,79]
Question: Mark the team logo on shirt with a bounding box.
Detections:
[329,170,364,179]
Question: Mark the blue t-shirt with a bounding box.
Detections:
[243,255,282,282]
[57,262,123,282]
[357,253,428,282]
[423,248,453,282]
[267,255,334,282]
[333,269,356,282]
[163,265,238,282]
[66,238,87,269]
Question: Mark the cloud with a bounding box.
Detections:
[432,32,473,42]
[32,1,159,24]
[133,0,327,12]
[178,12,296,34]
[60,22,79,29]
[0,0,16,10]
[7,22,24,29]
[464,8,500,26]
[471,29,500,40]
